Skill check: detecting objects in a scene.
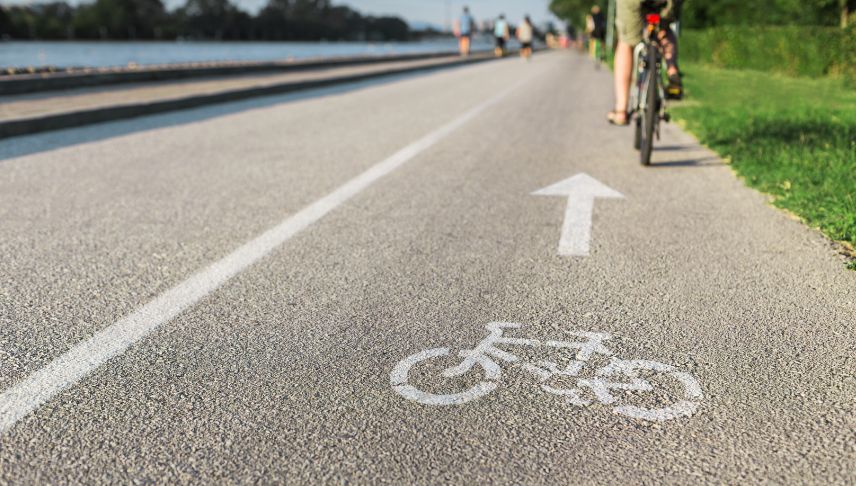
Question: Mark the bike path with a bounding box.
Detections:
[0,51,854,484]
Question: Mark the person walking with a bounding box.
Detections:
[455,6,476,57]
[516,16,534,61]
[494,14,511,57]
[586,5,607,62]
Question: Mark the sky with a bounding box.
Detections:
[0,0,561,29]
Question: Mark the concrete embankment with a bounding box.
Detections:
[0,51,464,96]
[0,52,499,139]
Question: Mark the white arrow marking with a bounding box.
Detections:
[532,173,624,257]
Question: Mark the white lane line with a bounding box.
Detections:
[0,76,531,435]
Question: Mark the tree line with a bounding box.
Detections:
[550,0,854,31]
[0,0,419,41]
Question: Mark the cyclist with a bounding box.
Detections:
[608,0,683,126]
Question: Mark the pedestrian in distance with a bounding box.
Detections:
[517,16,534,61]
[454,6,476,57]
[494,14,511,57]
[586,5,607,63]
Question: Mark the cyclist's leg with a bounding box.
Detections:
[658,28,678,75]
[658,27,682,98]
[610,0,643,125]
[460,35,471,56]
[659,0,683,98]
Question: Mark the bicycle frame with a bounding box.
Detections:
[629,17,667,127]
[629,12,673,165]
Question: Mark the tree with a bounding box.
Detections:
[33,2,75,38]
[73,0,168,39]
[1,3,75,39]
[365,16,408,41]
[0,0,414,42]
[175,0,252,39]
[549,0,606,31]
[1,6,34,39]
[256,0,331,40]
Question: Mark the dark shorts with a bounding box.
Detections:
[522,42,533,50]
[495,37,506,48]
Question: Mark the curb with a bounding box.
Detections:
[0,54,496,140]
[0,51,466,96]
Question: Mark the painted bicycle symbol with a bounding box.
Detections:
[390,322,703,421]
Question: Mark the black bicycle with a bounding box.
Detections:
[630,10,671,166]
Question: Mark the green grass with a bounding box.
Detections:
[671,63,856,266]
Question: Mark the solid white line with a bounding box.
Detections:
[0,77,529,435]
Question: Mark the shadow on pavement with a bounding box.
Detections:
[652,144,697,152]
[0,67,459,162]
[650,156,725,168]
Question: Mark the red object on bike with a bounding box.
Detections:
[646,14,661,24]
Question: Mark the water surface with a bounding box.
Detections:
[0,39,500,69]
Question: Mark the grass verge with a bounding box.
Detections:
[681,26,855,85]
[671,63,856,267]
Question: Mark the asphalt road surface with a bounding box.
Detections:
[1,51,854,484]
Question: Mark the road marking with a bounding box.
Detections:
[391,323,703,421]
[532,173,624,257]
[0,77,531,435]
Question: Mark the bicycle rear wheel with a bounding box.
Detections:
[639,44,659,166]
[634,117,642,150]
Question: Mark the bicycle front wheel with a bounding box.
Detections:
[639,44,659,166]
[390,348,499,406]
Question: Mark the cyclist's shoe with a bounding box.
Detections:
[607,110,629,126]
[666,74,683,100]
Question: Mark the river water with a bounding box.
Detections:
[0,39,500,69]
